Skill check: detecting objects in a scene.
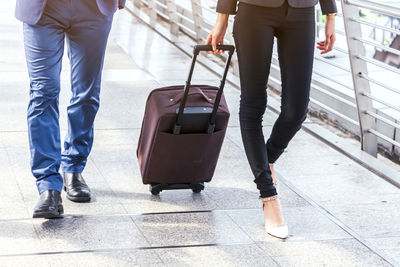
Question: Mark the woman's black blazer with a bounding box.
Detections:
[217,0,337,15]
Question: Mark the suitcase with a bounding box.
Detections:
[137,44,235,195]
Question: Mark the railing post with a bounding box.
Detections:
[166,0,179,37]
[341,0,378,156]
[132,0,142,10]
[191,0,204,42]
[149,0,158,26]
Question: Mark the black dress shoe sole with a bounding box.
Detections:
[32,205,64,219]
[66,194,91,203]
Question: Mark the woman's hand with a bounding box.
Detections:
[317,14,336,54]
[205,13,229,54]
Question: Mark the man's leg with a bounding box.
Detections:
[23,0,69,218]
[60,0,113,201]
[61,0,113,172]
[24,6,66,195]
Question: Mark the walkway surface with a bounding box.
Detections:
[1,1,400,266]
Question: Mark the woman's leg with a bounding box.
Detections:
[233,3,284,198]
[233,3,287,230]
[267,7,316,163]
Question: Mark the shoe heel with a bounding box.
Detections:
[58,205,64,215]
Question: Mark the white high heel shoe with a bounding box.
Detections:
[261,195,289,239]
[265,224,289,239]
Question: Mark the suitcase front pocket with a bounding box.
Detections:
[144,130,226,184]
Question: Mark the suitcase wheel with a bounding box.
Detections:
[149,182,205,194]
[150,184,163,195]
[191,182,205,193]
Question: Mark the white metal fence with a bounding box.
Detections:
[126,0,400,160]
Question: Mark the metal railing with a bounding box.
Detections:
[126,0,400,160]
[341,0,400,158]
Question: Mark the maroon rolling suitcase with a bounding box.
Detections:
[137,44,235,195]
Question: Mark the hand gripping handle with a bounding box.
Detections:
[193,44,235,55]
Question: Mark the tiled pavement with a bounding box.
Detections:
[1,1,400,266]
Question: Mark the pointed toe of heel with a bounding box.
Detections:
[265,224,289,239]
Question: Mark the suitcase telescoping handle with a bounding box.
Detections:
[174,44,235,135]
[193,44,235,54]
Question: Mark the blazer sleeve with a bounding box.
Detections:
[216,0,238,14]
[319,0,338,15]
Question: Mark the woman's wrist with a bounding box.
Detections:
[326,13,337,20]
[216,13,229,25]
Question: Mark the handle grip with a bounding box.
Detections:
[172,87,213,104]
[194,44,235,55]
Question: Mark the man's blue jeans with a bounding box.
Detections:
[23,0,113,194]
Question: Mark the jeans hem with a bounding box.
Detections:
[36,175,63,194]
[259,188,278,198]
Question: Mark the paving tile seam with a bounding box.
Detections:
[0,242,257,258]
[276,174,398,266]
[365,233,400,239]
[0,208,260,222]
[128,215,166,264]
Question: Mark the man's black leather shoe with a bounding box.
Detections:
[32,190,64,219]
[63,172,91,202]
